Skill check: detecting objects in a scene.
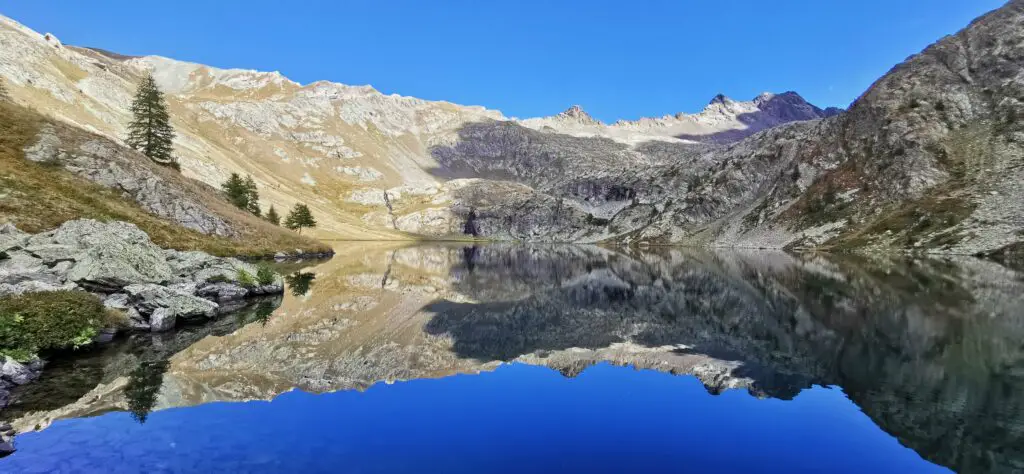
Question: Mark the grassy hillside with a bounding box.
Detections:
[0,101,331,256]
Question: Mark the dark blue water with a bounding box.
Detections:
[1,363,945,474]
[2,245,1022,473]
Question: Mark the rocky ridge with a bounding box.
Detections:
[1,13,840,242]
[423,1,1024,259]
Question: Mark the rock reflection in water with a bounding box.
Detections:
[2,243,1023,473]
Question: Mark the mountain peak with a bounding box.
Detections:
[556,105,600,125]
[709,93,733,105]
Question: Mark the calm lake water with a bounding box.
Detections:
[1,244,1022,473]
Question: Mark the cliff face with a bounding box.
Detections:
[1,3,1021,258]
[428,1,1024,258]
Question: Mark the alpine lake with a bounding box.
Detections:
[1,243,1022,473]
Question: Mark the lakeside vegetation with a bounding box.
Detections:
[0,291,121,362]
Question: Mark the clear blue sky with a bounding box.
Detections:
[2,0,1006,122]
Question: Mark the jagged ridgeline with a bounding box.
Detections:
[0,2,1021,258]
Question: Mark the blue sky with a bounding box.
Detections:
[2,0,1005,122]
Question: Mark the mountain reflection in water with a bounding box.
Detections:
[1,244,1022,473]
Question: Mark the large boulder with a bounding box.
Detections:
[0,251,45,275]
[1,357,40,386]
[124,283,218,316]
[149,308,175,332]
[0,223,28,254]
[163,249,221,278]
[56,220,173,289]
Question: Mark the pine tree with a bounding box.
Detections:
[126,74,177,168]
[284,203,317,233]
[220,173,264,217]
[265,205,281,226]
[243,175,261,217]
[0,77,9,102]
[221,173,249,210]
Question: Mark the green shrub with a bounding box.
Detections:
[256,264,276,286]
[236,268,257,288]
[0,291,106,361]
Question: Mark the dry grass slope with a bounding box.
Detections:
[0,102,331,257]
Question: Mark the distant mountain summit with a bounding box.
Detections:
[555,105,601,126]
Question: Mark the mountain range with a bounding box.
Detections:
[0,1,1021,262]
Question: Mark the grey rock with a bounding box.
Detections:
[165,250,220,278]
[1,358,37,385]
[0,280,76,297]
[169,281,198,295]
[0,223,28,254]
[251,283,284,295]
[59,220,173,289]
[126,307,150,331]
[22,244,79,265]
[149,308,175,332]
[103,293,130,310]
[0,270,62,287]
[124,283,218,319]
[196,282,249,302]
[0,251,45,275]
[50,260,73,275]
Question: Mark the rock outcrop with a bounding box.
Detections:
[23,125,236,237]
[1,219,283,333]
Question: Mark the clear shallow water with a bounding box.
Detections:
[1,244,1022,473]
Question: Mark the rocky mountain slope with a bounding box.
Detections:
[0,100,329,257]
[1,2,1021,260]
[0,12,838,242]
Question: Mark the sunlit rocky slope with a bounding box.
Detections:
[1,1,1022,260]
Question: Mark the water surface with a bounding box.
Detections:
[2,244,1022,473]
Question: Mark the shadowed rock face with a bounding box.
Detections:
[3,243,1022,472]
[423,2,1024,258]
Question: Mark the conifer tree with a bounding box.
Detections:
[284,203,317,233]
[243,175,261,217]
[221,173,249,210]
[265,205,281,226]
[126,74,176,168]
